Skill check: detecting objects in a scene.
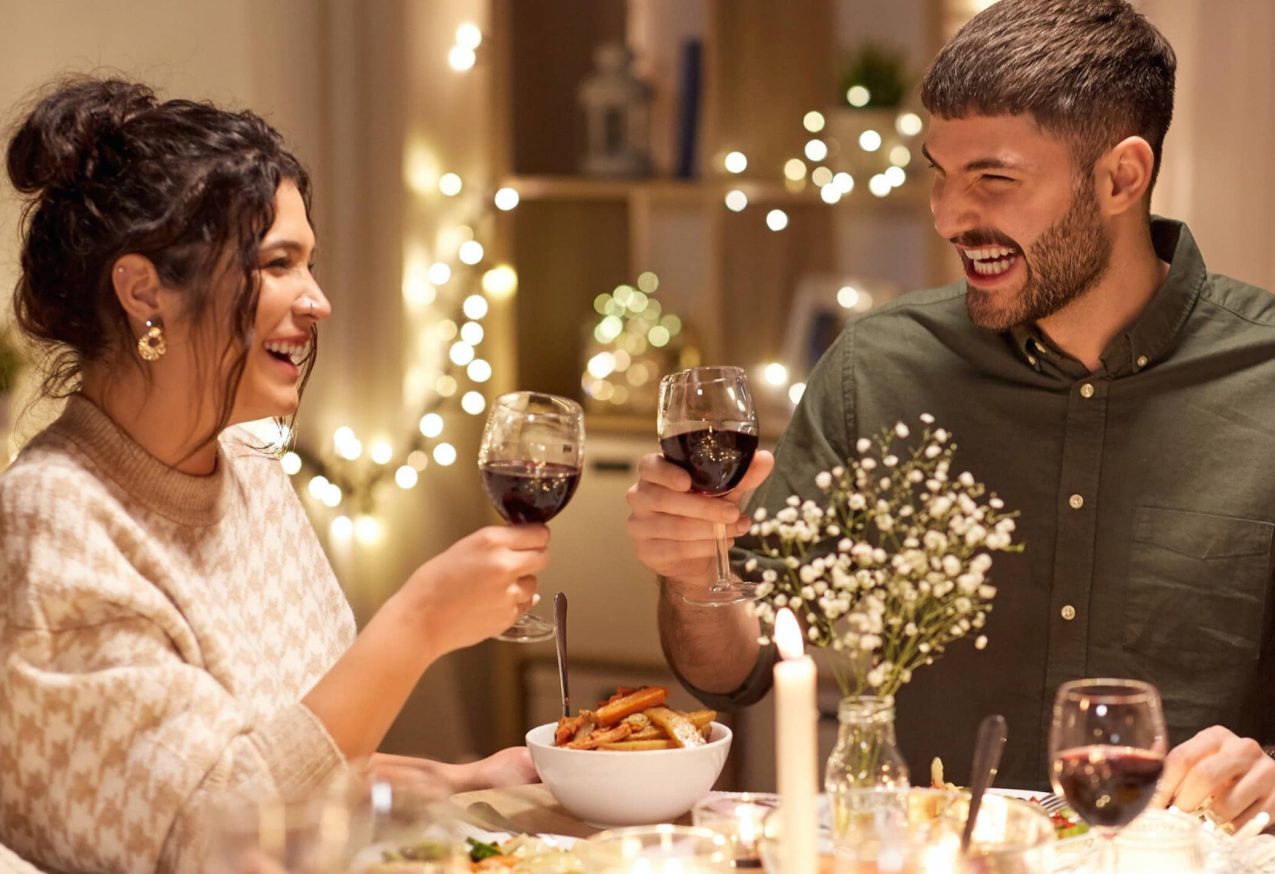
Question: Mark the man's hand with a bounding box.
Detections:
[1151,725,1275,829]
[625,449,775,587]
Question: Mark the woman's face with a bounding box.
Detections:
[228,181,329,424]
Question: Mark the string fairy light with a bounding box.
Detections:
[279,23,513,529]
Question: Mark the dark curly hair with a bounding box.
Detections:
[921,0,1176,193]
[5,75,316,449]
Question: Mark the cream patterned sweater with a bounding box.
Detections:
[0,396,356,873]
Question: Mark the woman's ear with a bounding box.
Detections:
[110,254,165,327]
[1098,135,1155,217]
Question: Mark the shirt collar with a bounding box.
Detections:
[1009,218,1206,378]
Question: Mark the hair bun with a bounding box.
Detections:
[6,76,157,194]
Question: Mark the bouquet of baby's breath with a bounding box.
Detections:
[746,414,1020,698]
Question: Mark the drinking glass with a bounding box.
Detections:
[1048,678,1168,874]
[657,366,759,606]
[208,794,349,874]
[478,391,585,642]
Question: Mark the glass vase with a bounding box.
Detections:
[824,695,910,838]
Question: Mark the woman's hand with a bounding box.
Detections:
[405,525,551,655]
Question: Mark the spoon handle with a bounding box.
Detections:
[554,592,570,718]
[962,713,1008,854]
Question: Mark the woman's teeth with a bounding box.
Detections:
[264,340,308,364]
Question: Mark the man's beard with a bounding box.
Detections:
[965,178,1113,331]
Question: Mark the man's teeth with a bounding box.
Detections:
[965,246,1018,276]
[264,340,309,364]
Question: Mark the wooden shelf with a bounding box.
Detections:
[505,173,931,212]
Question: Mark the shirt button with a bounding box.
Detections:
[1060,604,1077,621]
[1136,355,1149,368]
[1079,383,1095,398]
[1068,494,1085,509]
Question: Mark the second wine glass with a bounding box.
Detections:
[1048,677,1168,874]
[478,391,584,643]
[657,366,759,606]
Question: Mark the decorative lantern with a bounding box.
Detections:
[577,43,652,177]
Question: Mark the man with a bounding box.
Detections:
[626,0,1275,828]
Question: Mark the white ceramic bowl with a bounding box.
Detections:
[525,721,732,827]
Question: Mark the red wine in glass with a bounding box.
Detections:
[480,460,581,524]
[477,392,584,643]
[657,366,759,606]
[659,428,759,496]
[1052,745,1165,830]
[1048,678,1167,873]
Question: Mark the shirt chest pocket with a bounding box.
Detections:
[1123,506,1272,665]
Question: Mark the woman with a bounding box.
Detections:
[0,77,546,873]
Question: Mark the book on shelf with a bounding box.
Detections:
[675,39,702,179]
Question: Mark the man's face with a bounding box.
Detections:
[924,114,1112,331]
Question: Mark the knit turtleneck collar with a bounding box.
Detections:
[50,394,233,526]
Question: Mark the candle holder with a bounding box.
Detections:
[582,824,732,873]
[692,793,782,867]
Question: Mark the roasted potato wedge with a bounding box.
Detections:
[645,705,705,748]
[598,739,676,751]
[594,686,668,727]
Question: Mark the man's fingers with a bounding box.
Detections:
[730,450,775,503]
[635,452,692,491]
[1211,753,1275,824]
[627,481,741,524]
[1154,728,1229,808]
[628,512,732,543]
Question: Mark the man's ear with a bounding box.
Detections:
[1097,136,1155,216]
[110,254,165,327]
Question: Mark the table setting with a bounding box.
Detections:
[210,392,1275,873]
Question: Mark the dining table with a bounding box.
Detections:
[446,783,1275,873]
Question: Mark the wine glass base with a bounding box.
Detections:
[495,612,556,643]
[682,582,759,607]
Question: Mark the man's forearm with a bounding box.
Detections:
[657,576,761,694]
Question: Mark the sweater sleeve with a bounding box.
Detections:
[0,465,345,874]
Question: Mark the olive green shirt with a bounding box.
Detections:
[684,219,1275,789]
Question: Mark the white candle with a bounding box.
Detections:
[773,608,818,874]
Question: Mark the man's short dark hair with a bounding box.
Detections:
[920,0,1176,190]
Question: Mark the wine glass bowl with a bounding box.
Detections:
[657,366,759,606]
[1047,678,1167,872]
[478,392,585,642]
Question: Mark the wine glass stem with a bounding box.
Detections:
[712,521,732,588]
[1097,831,1118,874]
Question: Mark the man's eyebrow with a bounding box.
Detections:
[921,143,1024,174]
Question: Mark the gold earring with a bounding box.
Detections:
[137,317,166,361]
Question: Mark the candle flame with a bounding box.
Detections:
[774,608,804,660]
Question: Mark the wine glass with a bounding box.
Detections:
[657,366,759,606]
[478,391,585,642]
[1048,678,1168,874]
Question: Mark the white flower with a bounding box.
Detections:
[815,471,833,489]
[884,455,898,467]
[856,438,872,454]
[935,429,948,442]
[958,471,975,487]
[862,457,877,471]
[849,493,867,510]
[786,495,801,507]
[974,635,988,650]
[745,558,758,572]
[754,507,768,521]
[920,413,935,424]
[895,423,910,438]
